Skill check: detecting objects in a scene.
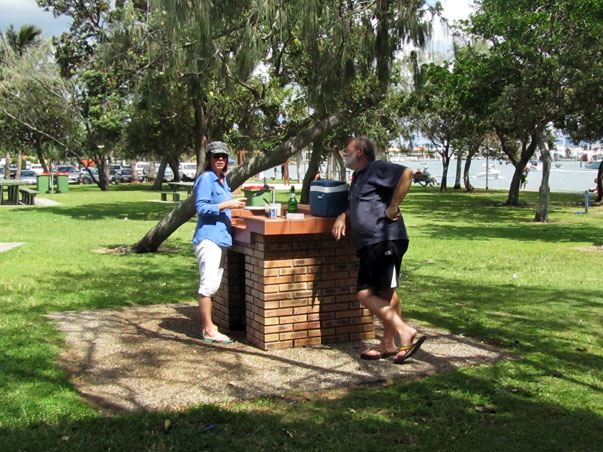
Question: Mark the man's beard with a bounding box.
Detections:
[343,153,359,170]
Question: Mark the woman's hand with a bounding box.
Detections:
[220,198,247,210]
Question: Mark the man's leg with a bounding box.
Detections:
[358,288,416,352]
[382,290,408,347]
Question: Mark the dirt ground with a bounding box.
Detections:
[45,302,516,414]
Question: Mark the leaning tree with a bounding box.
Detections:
[129,0,441,252]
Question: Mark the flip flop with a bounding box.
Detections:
[201,333,234,344]
[360,347,397,360]
[393,336,426,364]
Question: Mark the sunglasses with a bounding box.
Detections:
[211,154,228,160]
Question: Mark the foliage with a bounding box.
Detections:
[459,0,603,213]
[1,24,42,57]
[0,40,82,167]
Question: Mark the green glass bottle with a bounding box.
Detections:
[287,186,298,213]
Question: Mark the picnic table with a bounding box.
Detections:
[160,181,194,201]
[167,181,194,194]
[0,179,29,205]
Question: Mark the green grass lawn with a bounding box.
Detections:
[0,184,601,451]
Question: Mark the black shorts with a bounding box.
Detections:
[356,240,409,292]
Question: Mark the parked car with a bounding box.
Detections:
[118,168,133,183]
[20,170,37,184]
[56,165,79,184]
[0,167,5,179]
[135,162,150,179]
[30,163,44,175]
[179,162,197,181]
[79,168,99,184]
[9,164,18,179]
[109,167,121,184]
[155,164,174,182]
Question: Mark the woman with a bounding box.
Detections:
[193,141,247,343]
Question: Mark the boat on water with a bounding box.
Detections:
[475,164,502,179]
[585,160,601,169]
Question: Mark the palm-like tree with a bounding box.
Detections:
[2,24,42,56]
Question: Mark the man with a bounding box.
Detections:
[332,137,425,364]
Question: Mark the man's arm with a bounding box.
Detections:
[332,210,348,241]
[385,167,414,221]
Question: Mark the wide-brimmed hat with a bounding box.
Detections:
[206,141,229,155]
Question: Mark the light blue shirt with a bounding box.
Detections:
[192,170,234,247]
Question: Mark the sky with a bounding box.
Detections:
[0,0,475,39]
[0,0,72,37]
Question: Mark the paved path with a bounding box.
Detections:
[0,242,25,253]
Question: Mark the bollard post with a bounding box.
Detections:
[585,190,589,213]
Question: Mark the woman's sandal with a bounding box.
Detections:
[201,332,234,344]
[360,347,397,360]
[393,336,426,364]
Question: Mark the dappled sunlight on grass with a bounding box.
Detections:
[0,186,601,451]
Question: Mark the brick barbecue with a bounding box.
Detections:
[212,205,376,350]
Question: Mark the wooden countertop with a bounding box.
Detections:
[231,204,338,243]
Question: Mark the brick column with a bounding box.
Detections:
[216,232,375,350]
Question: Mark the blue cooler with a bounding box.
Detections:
[310,180,349,217]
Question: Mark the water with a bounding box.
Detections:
[400,159,598,192]
[266,159,598,193]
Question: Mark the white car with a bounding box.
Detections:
[179,162,197,180]
[20,170,37,184]
[30,163,44,175]
[135,162,150,178]
[56,165,79,184]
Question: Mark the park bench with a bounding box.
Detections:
[19,187,38,205]
[413,173,437,187]
[160,191,185,202]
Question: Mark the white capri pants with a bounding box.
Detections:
[194,239,225,297]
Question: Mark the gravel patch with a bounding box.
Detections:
[45,302,517,414]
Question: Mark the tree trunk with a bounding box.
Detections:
[463,155,475,193]
[168,155,180,183]
[534,133,551,222]
[439,143,451,192]
[130,114,340,253]
[506,135,538,205]
[192,94,207,165]
[130,159,139,183]
[97,157,111,191]
[16,149,22,179]
[453,150,462,189]
[4,151,10,178]
[596,163,603,203]
[334,150,346,182]
[148,159,157,183]
[301,135,324,204]
[153,155,170,190]
[35,145,49,172]
[296,152,303,182]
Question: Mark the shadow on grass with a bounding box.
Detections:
[23,201,183,222]
[406,273,603,391]
[2,252,197,317]
[0,368,601,452]
[418,221,601,245]
[407,188,589,223]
